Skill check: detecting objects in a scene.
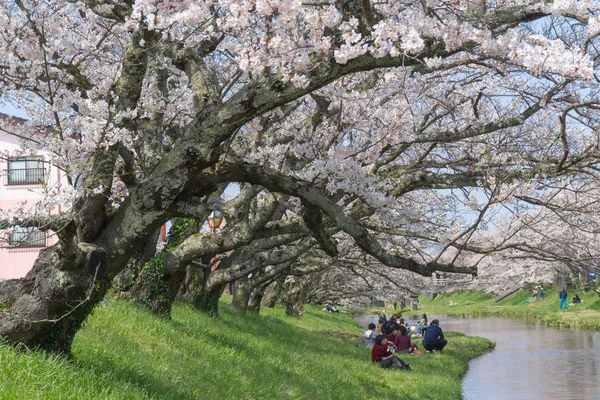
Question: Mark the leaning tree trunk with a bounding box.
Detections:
[0,164,196,352]
[0,242,112,354]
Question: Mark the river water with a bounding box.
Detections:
[356,313,600,399]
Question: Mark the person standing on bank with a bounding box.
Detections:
[418,313,428,336]
[422,319,448,352]
[559,286,568,310]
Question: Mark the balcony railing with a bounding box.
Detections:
[4,168,46,185]
[6,229,47,248]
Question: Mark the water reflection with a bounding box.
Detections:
[356,313,600,399]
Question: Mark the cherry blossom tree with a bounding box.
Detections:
[1,0,600,353]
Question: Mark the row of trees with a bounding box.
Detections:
[1,0,600,353]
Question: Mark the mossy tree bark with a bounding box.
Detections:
[124,219,200,317]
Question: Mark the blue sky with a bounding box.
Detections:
[0,103,28,118]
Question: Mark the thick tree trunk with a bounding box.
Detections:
[265,276,285,308]
[179,264,198,302]
[282,278,306,317]
[194,283,226,316]
[231,280,251,312]
[284,300,302,317]
[124,219,199,317]
[193,267,226,316]
[248,287,266,313]
[0,244,111,354]
[126,255,188,317]
[0,176,177,353]
[113,228,161,298]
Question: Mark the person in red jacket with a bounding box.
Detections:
[371,335,412,370]
[393,326,412,353]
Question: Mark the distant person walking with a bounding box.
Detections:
[559,287,568,310]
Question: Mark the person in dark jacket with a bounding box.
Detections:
[422,319,447,352]
[381,317,400,336]
[559,287,568,310]
[371,335,411,370]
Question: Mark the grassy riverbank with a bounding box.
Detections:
[0,297,493,399]
[416,288,600,330]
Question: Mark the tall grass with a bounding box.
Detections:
[0,297,493,399]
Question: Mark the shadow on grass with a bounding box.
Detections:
[64,299,493,400]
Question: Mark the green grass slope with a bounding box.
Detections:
[0,298,493,400]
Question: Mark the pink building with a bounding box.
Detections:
[0,114,65,280]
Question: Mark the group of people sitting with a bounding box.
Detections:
[360,315,448,370]
[323,303,339,313]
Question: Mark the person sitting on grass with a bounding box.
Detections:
[422,319,448,352]
[360,323,377,349]
[386,326,399,344]
[393,326,412,353]
[371,335,412,370]
[573,294,582,304]
[381,317,400,337]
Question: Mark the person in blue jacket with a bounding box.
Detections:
[422,319,448,352]
[559,287,568,310]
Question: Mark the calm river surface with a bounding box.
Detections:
[356,313,600,399]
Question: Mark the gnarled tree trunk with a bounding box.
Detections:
[194,281,226,316]
[265,276,285,308]
[123,219,199,317]
[113,228,161,298]
[0,242,111,354]
[248,284,268,313]
[230,279,252,312]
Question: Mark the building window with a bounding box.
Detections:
[8,227,46,247]
[6,156,45,185]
